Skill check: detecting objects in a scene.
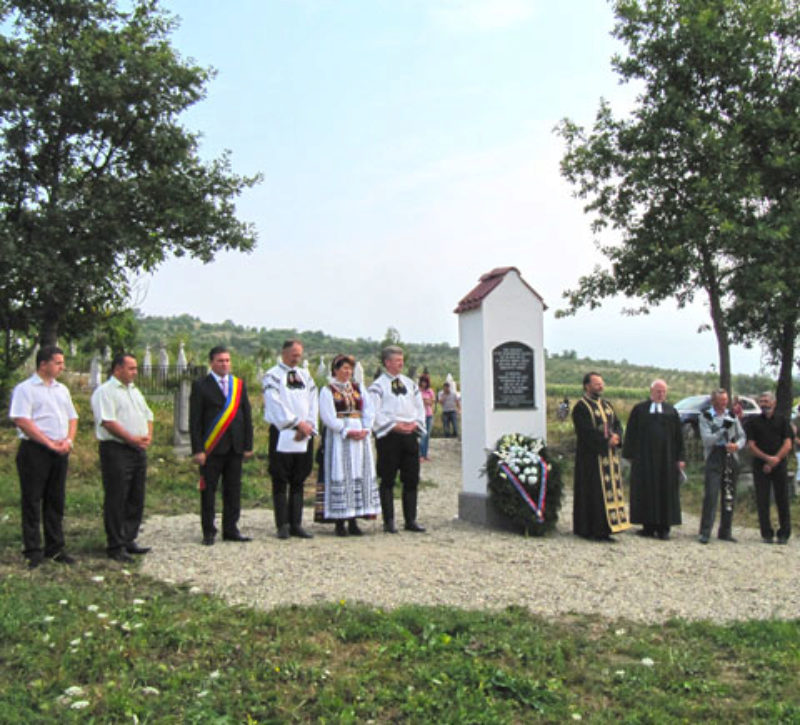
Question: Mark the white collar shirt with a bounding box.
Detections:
[368,373,425,438]
[8,374,78,440]
[262,362,318,431]
[90,376,154,442]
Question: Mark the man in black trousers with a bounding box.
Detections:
[9,345,78,569]
[190,346,254,546]
[91,353,154,563]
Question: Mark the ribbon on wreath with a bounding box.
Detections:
[499,460,548,523]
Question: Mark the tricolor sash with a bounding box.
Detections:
[204,376,243,454]
[499,460,548,523]
[579,395,630,533]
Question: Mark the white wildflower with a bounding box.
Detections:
[43,615,55,623]
[87,604,99,612]
[91,575,104,583]
[641,657,655,667]
[70,700,90,710]
[70,639,81,647]
[132,598,145,605]
[140,686,160,696]
[64,686,85,697]
[209,670,220,680]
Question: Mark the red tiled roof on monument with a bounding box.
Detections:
[453,267,547,313]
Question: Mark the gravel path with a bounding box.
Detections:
[140,438,798,623]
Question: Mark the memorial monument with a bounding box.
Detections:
[454,267,547,527]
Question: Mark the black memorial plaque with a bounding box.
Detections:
[492,341,535,409]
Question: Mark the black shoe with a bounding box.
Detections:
[202,536,215,546]
[27,554,44,570]
[635,528,654,538]
[335,521,348,537]
[657,530,670,541]
[108,550,134,563]
[347,520,364,536]
[404,521,426,533]
[762,537,774,544]
[50,551,76,564]
[277,524,290,540]
[222,533,252,542]
[594,535,616,543]
[718,534,737,543]
[698,535,709,544]
[776,537,789,545]
[383,520,398,534]
[126,544,151,555]
[290,526,313,539]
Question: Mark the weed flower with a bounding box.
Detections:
[197,690,209,698]
[91,576,104,583]
[70,639,81,647]
[140,686,160,696]
[132,598,145,605]
[209,670,220,680]
[121,569,132,576]
[64,686,84,697]
[43,615,55,623]
[59,599,68,606]
[641,657,655,667]
[97,612,108,619]
[70,700,90,710]
[87,604,99,612]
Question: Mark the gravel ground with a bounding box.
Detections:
[140,438,798,623]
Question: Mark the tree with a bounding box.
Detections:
[556,0,799,404]
[0,0,260,385]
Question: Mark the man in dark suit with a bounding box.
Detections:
[190,346,254,546]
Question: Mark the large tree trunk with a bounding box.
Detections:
[39,307,60,347]
[706,286,732,396]
[774,321,796,419]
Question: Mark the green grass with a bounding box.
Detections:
[2,567,799,722]
[2,391,800,721]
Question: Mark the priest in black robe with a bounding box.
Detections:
[572,372,630,541]
[622,379,685,540]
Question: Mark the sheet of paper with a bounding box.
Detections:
[277,428,310,453]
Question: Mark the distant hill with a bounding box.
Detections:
[134,314,783,397]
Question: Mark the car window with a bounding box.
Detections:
[740,398,758,412]
[675,395,709,411]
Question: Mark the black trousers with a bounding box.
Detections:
[16,440,68,559]
[753,463,791,540]
[268,425,313,528]
[99,441,147,554]
[376,432,420,523]
[201,451,244,538]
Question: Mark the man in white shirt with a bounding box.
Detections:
[9,345,78,569]
[263,339,318,539]
[91,353,154,563]
[698,388,746,544]
[368,346,426,533]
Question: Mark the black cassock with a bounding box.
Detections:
[572,397,624,538]
[622,401,684,528]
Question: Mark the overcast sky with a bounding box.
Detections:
[140,0,767,376]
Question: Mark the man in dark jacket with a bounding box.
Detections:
[190,346,254,546]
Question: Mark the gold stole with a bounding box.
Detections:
[580,396,630,533]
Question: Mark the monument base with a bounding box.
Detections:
[458,491,528,534]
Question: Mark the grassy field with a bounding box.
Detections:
[1,392,799,721]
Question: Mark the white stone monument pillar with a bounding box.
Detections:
[455,267,547,527]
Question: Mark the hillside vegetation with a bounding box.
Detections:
[133,314,782,398]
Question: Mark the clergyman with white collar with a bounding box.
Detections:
[622,379,685,540]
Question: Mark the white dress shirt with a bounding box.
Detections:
[9,374,78,440]
[91,376,154,442]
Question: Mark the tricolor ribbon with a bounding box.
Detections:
[499,460,548,523]
[198,376,243,491]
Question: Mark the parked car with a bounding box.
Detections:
[674,394,760,438]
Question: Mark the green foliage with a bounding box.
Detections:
[0,0,260,381]
[557,0,800,403]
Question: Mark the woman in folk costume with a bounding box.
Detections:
[317,354,380,535]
